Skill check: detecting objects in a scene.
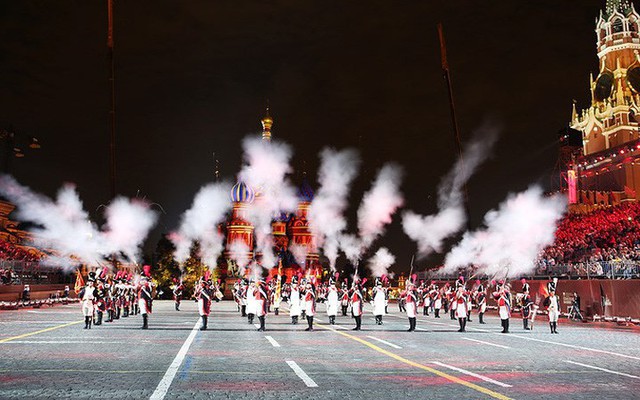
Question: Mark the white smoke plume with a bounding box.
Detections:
[103,197,158,263]
[228,240,252,276]
[367,247,396,278]
[171,182,232,268]
[0,176,158,269]
[308,148,360,270]
[443,185,567,278]
[357,163,404,249]
[338,233,362,265]
[238,137,298,270]
[402,124,499,257]
[289,243,309,268]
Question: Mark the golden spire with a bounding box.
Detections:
[261,105,273,142]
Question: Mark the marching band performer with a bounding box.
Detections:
[326,276,339,325]
[246,279,257,325]
[255,278,269,332]
[138,268,154,330]
[520,278,534,330]
[289,276,301,324]
[543,278,560,334]
[304,281,316,331]
[493,280,511,334]
[455,280,469,332]
[80,274,96,330]
[372,278,386,325]
[195,277,213,330]
[403,277,418,332]
[475,281,487,324]
[351,278,365,331]
[340,280,350,316]
[173,279,184,311]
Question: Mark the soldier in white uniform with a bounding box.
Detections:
[543,278,560,334]
[325,277,339,325]
[138,277,153,330]
[403,278,418,332]
[372,278,386,325]
[289,276,301,324]
[246,279,257,325]
[80,278,96,329]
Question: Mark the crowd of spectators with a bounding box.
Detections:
[0,239,43,284]
[537,201,640,278]
[0,239,41,262]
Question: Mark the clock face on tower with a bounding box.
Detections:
[628,66,640,93]
[594,72,614,102]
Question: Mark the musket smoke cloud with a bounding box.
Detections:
[367,247,396,278]
[357,163,404,249]
[443,185,567,278]
[0,176,158,269]
[171,182,232,268]
[308,148,360,270]
[402,124,499,257]
[239,137,298,270]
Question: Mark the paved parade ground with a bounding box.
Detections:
[0,300,639,399]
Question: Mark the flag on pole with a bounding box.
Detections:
[74,270,85,294]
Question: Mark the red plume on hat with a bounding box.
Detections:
[266,275,272,283]
[411,274,417,283]
[334,272,340,280]
[361,278,368,286]
[475,279,481,285]
[521,278,527,284]
[204,270,211,281]
[143,265,152,278]
[100,268,108,280]
[458,275,464,282]
[491,279,497,286]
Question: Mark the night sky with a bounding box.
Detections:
[0,1,608,272]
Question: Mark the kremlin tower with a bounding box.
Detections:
[570,0,640,206]
[222,110,323,288]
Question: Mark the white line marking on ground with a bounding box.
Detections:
[265,335,280,347]
[366,335,402,349]
[253,323,261,329]
[5,340,127,344]
[149,321,200,400]
[333,324,348,330]
[286,360,318,387]
[462,338,511,349]
[431,361,513,388]
[564,360,640,379]
[500,333,640,361]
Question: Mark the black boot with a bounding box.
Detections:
[115,308,120,319]
[175,302,180,311]
[248,314,254,324]
[88,316,92,329]
[501,319,507,333]
[96,312,103,325]
[123,307,129,317]
[467,314,472,322]
[274,308,279,315]
[435,309,440,318]
[458,318,465,332]
[423,306,428,316]
[524,319,530,330]
[553,322,558,334]
[257,316,265,331]
[479,312,485,324]
[462,317,467,332]
[504,319,509,333]
[342,306,348,316]
[142,314,148,329]
[385,306,388,314]
[305,316,314,331]
[200,316,208,330]
[330,316,335,325]
[106,310,113,322]
[84,316,89,329]
[352,316,361,330]
[292,316,297,324]
[241,305,246,317]
[450,309,456,320]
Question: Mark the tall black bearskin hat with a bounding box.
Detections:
[375,277,382,287]
[291,276,298,285]
[329,276,336,285]
[88,271,96,282]
[547,277,558,293]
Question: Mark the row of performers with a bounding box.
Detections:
[227,275,389,332]
[78,269,154,330]
[399,276,562,334]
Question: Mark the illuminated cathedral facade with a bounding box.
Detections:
[570,0,640,206]
[220,111,323,283]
